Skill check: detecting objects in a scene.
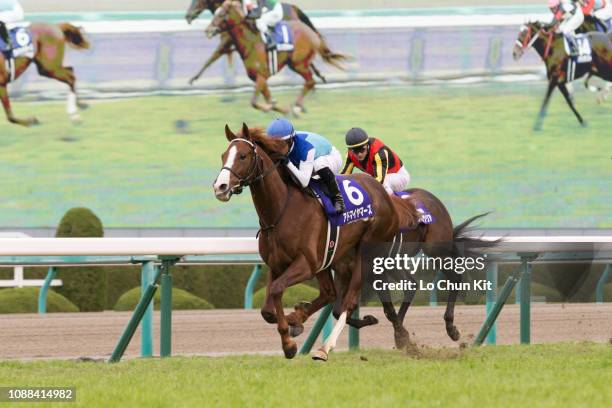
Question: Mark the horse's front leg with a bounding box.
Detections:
[286,268,336,337]
[533,79,557,131]
[189,35,234,85]
[251,75,274,112]
[269,255,314,359]
[0,84,38,126]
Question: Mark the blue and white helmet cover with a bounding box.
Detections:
[266,118,295,140]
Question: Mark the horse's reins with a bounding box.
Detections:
[221,138,291,237]
[516,25,556,59]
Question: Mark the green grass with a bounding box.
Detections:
[0,343,610,407]
[0,82,610,228]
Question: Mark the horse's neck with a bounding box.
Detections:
[249,151,289,228]
[229,23,259,59]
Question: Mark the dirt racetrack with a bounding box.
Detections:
[1,303,611,360]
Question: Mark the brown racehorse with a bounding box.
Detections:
[0,23,89,126]
[185,0,321,85]
[513,21,612,130]
[213,123,415,361]
[205,0,349,115]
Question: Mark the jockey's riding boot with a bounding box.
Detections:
[265,29,276,51]
[0,22,11,51]
[317,168,346,214]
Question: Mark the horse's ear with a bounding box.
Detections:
[241,122,251,140]
[225,124,236,141]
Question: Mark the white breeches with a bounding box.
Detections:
[314,147,343,174]
[594,3,612,21]
[383,166,411,194]
[558,8,584,35]
[256,2,283,39]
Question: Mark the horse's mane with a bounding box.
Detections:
[243,127,288,158]
[239,127,298,187]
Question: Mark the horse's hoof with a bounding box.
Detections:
[283,342,297,359]
[447,325,461,342]
[533,124,542,132]
[394,327,410,349]
[261,310,277,324]
[363,315,379,326]
[289,324,304,338]
[291,105,303,118]
[580,121,588,128]
[70,113,82,124]
[311,349,328,362]
[77,102,89,110]
[27,117,40,127]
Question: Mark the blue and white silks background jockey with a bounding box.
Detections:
[266,118,347,213]
[0,0,24,48]
[243,0,283,46]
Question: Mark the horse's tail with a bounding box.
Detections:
[452,212,501,258]
[294,6,320,37]
[59,23,90,50]
[318,37,352,71]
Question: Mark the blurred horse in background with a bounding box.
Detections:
[0,22,89,126]
[185,0,322,85]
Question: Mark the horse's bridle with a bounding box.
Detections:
[221,137,292,237]
[221,138,282,194]
[516,24,556,59]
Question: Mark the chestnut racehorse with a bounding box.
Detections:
[213,123,414,360]
[185,0,321,85]
[0,23,89,126]
[205,0,350,115]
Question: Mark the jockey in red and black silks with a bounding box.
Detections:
[340,127,410,194]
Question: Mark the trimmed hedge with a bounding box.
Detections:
[252,284,319,308]
[54,207,107,312]
[113,287,214,311]
[0,287,79,313]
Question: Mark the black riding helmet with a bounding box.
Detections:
[345,127,369,149]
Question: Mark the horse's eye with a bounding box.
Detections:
[240,154,246,160]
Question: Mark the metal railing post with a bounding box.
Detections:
[485,262,498,344]
[244,264,262,309]
[348,306,359,350]
[38,267,57,314]
[595,264,610,304]
[160,257,179,358]
[519,254,536,344]
[299,304,333,354]
[140,261,156,357]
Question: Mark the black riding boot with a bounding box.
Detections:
[317,167,346,214]
[0,22,11,50]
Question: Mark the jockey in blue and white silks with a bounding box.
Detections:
[266,118,346,213]
[0,0,24,50]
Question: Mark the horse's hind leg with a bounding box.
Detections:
[441,268,461,341]
[0,84,39,126]
[35,62,85,122]
[558,83,586,127]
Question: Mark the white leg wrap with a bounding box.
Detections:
[66,92,78,115]
[321,311,347,354]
